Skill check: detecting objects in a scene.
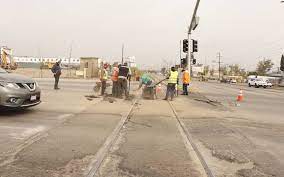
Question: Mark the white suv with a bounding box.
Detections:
[248,78,272,88]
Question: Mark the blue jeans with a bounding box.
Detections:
[165,83,176,100]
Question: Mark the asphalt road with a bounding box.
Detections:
[0,79,130,177]
[172,81,284,177]
[1,78,283,177]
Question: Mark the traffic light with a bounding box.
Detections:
[183,39,189,53]
[192,39,198,53]
[181,58,187,66]
[192,58,196,65]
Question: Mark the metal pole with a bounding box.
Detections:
[188,0,201,33]
[218,52,221,81]
[187,0,201,78]
[121,44,124,64]
[180,40,182,60]
[180,40,182,68]
[187,32,191,76]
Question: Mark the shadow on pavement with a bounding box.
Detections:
[0,107,34,117]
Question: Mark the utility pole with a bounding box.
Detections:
[180,40,182,60]
[69,41,73,65]
[121,44,124,64]
[180,40,182,68]
[217,52,222,81]
[187,0,201,77]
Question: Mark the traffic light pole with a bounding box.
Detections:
[187,0,201,78]
[187,33,192,76]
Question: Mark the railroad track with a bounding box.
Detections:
[84,82,215,177]
[85,97,140,177]
[168,101,215,177]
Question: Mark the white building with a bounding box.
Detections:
[13,56,80,65]
[192,64,204,77]
[125,56,137,68]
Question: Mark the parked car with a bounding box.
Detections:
[230,79,237,84]
[248,78,272,88]
[0,68,41,109]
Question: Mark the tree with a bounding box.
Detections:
[280,55,284,72]
[228,64,241,76]
[256,59,274,75]
[161,67,166,75]
[203,65,209,76]
[220,66,228,76]
[210,69,214,77]
[248,71,258,76]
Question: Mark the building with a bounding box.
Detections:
[13,56,80,68]
[192,64,204,77]
[124,56,137,68]
[79,57,102,78]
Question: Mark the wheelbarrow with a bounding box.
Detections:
[93,81,111,93]
[142,78,166,100]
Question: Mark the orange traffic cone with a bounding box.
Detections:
[237,89,243,102]
[236,89,243,107]
[156,84,162,93]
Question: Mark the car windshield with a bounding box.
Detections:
[0,68,7,73]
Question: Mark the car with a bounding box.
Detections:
[230,79,237,84]
[0,68,41,109]
[248,78,272,88]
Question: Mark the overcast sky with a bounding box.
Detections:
[0,0,283,70]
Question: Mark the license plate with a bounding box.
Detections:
[30,95,37,101]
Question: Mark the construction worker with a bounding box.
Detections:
[137,73,153,90]
[164,67,178,101]
[111,63,119,97]
[118,62,131,98]
[51,59,62,90]
[99,64,108,96]
[182,69,190,95]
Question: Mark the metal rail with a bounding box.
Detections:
[85,98,139,177]
[168,101,215,177]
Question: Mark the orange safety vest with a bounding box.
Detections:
[183,71,190,84]
[111,67,119,82]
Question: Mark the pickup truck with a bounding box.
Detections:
[248,78,273,88]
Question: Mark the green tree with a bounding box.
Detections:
[210,69,214,77]
[203,65,209,76]
[228,64,241,76]
[256,59,274,75]
[220,66,228,76]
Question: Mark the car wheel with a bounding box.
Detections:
[255,84,258,88]
[248,83,251,87]
[263,86,267,88]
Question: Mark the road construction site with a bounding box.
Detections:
[0,79,283,177]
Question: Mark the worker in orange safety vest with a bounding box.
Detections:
[111,63,119,97]
[181,69,190,95]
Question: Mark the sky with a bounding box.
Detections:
[0,0,284,70]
